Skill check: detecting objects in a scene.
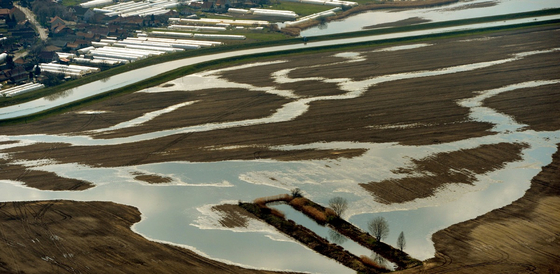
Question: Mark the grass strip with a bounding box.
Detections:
[239,202,388,274]
[287,197,422,270]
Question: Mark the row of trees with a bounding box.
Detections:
[327,196,406,251]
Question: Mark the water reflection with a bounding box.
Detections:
[328,229,348,245]
[302,0,560,36]
[44,88,75,101]
[0,38,559,273]
[2,12,559,120]
[371,252,396,271]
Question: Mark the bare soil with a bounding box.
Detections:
[132,172,173,184]
[360,142,528,204]
[0,25,559,273]
[484,82,560,132]
[401,143,560,274]
[0,159,93,191]
[0,28,557,178]
[0,200,291,274]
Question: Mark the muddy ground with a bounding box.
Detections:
[360,142,528,204]
[401,143,560,274]
[0,201,291,274]
[0,25,559,273]
[1,26,558,189]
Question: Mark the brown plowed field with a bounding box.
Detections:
[360,142,528,204]
[0,200,291,274]
[0,25,559,273]
[400,144,560,274]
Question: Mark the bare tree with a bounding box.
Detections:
[328,197,348,218]
[368,216,389,242]
[291,188,303,198]
[397,231,406,252]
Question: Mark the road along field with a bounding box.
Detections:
[0,24,559,273]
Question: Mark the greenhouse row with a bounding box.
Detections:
[89,0,183,17]
[39,63,101,77]
[168,17,270,27]
[280,0,357,7]
[284,7,341,26]
[0,82,45,98]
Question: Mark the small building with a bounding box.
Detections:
[0,8,10,20]
[37,51,56,63]
[0,66,29,83]
[49,16,65,28]
[52,24,74,37]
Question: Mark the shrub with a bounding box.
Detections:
[328,197,348,217]
[291,188,303,198]
[253,194,291,207]
[289,197,307,209]
[325,207,337,217]
[359,255,385,270]
[303,205,326,223]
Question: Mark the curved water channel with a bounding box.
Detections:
[302,0,560,36]
[1,43,559,272]
[1,13,559,120]
[1,5,559,274]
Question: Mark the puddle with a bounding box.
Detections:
[371,43,432,52]
[271,204,373,257]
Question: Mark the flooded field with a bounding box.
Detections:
[0,25,559,273]
[302,0,560,36]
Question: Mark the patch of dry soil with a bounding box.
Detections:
[132,172,173,184]
[0,26,558,192]
[400,144,560,274]
[0,159,93,191]
[360,142,528,204]
[0,200,292,274]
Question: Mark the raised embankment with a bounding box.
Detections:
[239,194,421,273]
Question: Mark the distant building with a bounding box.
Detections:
[49,16,65,28]
[0,66,29,83]
[37,51,56,63]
